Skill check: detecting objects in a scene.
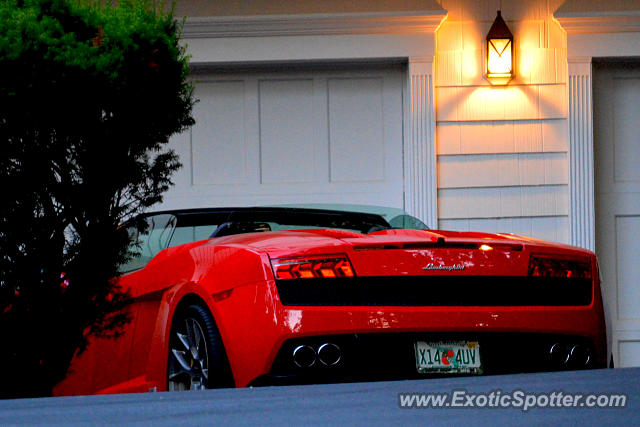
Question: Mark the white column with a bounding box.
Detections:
[405,57,438,229]
[568,58,595,251]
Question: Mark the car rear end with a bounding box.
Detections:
[215,229,606,387]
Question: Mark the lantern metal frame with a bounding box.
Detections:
[486,10,514,85]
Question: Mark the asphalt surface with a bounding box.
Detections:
[0,368,637,426]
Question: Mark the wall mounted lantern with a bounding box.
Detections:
[486,10,514,85]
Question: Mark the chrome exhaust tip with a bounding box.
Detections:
[568,345,591,367]
[317,343,341,366]
[292,345,317,368]
[549,343,570,365]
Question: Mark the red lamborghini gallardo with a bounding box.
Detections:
[53,205,606,395]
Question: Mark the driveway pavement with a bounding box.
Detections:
[0,368,637,426]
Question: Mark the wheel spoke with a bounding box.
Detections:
[168,367,189,381]
[200,362,209,380]
[185,319,195,347]
[171,349,192,372]
[193,320,202,352]
[176,332,191,351]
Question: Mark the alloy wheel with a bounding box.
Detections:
[168,315,210,391]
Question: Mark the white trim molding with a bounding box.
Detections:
[182,11,447,38]
[568,58,595,251]
[556,12,640,34]
[405,57,438,229]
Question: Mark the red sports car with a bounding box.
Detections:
[54,206,606,395]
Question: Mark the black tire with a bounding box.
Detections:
[167,304,234,391]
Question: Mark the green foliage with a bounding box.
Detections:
[0,0,194,397]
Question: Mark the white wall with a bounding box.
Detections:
[434,0,570,243]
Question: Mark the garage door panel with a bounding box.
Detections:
[259,79,316,184]
[595,63,640,368]
[169,187,403,210]
[172,181,403,198]
[192,81,248,185]
[328,78,385,182]
[619,341,640,367]
[615,215,640,321]
[613,77,640,183]
[168,130,192,188]
[162,65,405,210]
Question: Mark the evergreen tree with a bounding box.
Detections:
[0,0,194,397]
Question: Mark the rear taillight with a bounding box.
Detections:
[528,255,592,279]
[271,255,355,280]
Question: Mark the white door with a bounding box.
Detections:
[160,63,405,210]
[594,62,640,368]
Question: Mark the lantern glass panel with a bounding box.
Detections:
[487,38,512,75]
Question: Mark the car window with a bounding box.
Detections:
[169,224,219,247]
[165,211,231,246]
[388,214,428,230]
[119,214,177,273]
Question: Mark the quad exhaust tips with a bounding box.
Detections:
[292,343,342,368]
[549,343,591,368]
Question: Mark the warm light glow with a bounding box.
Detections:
[461,49,480,83]
[486,74,512,85]
[488,39,512,74]
[479,244,493,251]
[486,11,514,85]
[487,38,513,85]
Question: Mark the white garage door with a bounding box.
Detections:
[160,64,405,210]
[594,62,640,368]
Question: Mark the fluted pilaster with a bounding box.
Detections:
[568,58,595,251]
[406,58,438,229]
